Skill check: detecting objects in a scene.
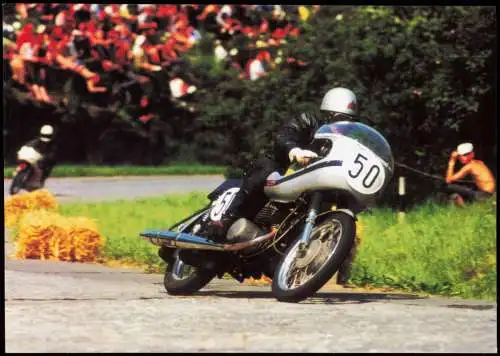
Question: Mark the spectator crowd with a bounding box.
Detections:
[3,4,319,124]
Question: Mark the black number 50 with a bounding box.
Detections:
[348,153,381,188]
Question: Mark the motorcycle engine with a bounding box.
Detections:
[226,218,263,243]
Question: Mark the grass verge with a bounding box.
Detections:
[4,164,227,178]
[351,198,497,301]
[56,195,496,300]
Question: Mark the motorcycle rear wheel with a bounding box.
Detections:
[163,250,216,295]
[272,212,356,303]
[9,168,32,195]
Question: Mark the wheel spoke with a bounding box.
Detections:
[291,267,305,288]
[299,264,313,285]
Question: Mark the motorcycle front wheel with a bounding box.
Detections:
[272,212,356,303]
[163,250,216,295]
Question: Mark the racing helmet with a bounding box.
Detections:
[320,87,358,121]
[40,124,54,142]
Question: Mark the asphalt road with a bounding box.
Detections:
[3,175,225,202]
[3,176,498,352]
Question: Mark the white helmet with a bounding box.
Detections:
[40,124,54,142]
[320,87,358,118]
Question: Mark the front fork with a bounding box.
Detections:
[298,192,322,254]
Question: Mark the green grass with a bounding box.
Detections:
[56,195,496,300]
[351,198,497,300]
[4,164,227,178]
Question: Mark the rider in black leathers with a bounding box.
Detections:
[211,87,360,233]
[17,124,58,187]
[208,87,360,284]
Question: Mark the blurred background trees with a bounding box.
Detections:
[189,6,497,204]
[4,5,496,205]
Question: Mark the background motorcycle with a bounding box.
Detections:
[141,121,394,302]
[10,146,45,195]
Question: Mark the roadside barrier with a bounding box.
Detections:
[5,190,104,262]
[4,189,59,229]
[15,210,104,262]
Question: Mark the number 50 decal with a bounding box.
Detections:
[346,151,385,195]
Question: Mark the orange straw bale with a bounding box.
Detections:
[15,211,104,263]
[16,211,67,260]
[5,189,58,229]
[245,275,273,286]
[68,217,104,263]
[30,189,59,210]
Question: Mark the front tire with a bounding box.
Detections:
[272,212,356,303]
[163,250,216,295]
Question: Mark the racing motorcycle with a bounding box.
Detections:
[9,145,46,195]
[141,121,394,302]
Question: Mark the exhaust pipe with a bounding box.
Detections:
[140,229,276,252]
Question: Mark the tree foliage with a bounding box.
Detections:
[189,5,496,204]
[5,6,496,205]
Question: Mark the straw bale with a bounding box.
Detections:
[16,211,67,260]
[15,211,104,263]
[5,189,58,229]
[68,216,104,263]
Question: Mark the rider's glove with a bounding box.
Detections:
[288,147,318,166]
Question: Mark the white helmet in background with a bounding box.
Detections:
[320,87,358,120]
[457,142,474,156]
[40,124,54,142]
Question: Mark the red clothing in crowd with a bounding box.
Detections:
[16,23,36,50]
[160,37,178,61]
[223,18,242,33]
[157,5,178,18]
[8,0,312,104]
[241,27,257,37]
[174,11,189,30]
[114,41,131,66]
[259,19,269,34]
[271,27,287,40]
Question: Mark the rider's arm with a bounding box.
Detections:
[274,112,318,156]
[275,112,320,165]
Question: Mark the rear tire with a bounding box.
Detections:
[163,251,216,296]
[272,212,356,303]
[9,168,32,195]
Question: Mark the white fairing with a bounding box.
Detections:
[17,146,42,165]
[264,121,394,209]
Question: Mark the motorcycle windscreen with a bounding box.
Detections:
[316,121,394,172]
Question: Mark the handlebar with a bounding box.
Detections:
[308,155,324,165]
[291,155,324,167]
